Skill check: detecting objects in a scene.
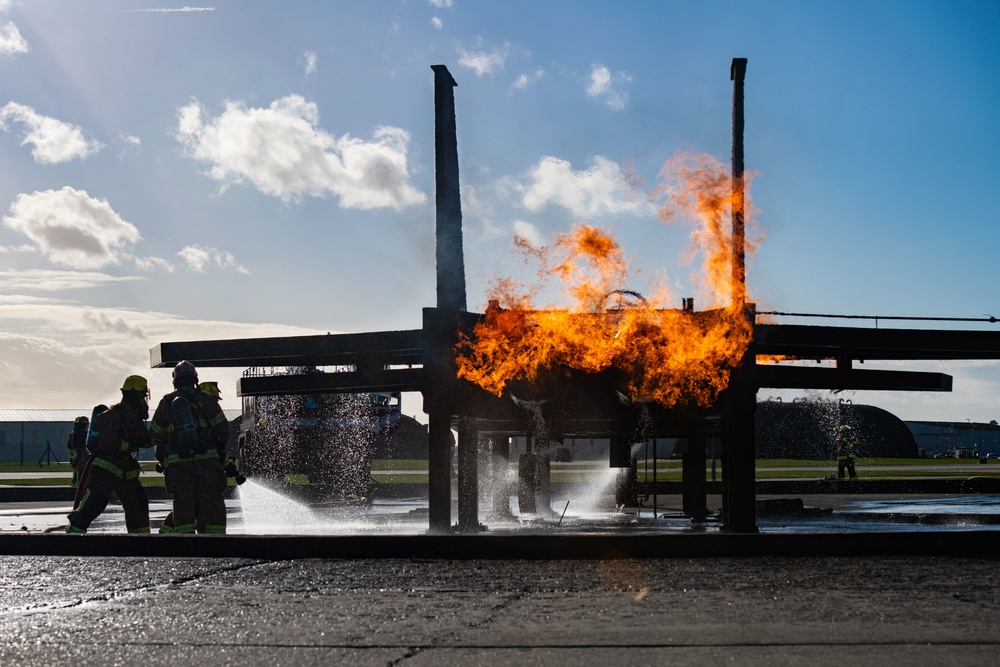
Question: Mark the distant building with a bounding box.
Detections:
[0,407,996,464]
[905,420,1000,458]
[0,408,242,464]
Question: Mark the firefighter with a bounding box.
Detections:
[159,380,243,533]
[836,424,859,480]
[151,361,230,534]
[66,376,152,534]
[66,416,89,487]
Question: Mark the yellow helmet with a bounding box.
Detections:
[199,381,221,399]
[121,375,149,398]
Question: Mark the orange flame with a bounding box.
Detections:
[456,152,760,408]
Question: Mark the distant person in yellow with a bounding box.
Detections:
[836,424,859,480]
[150,362,230,534]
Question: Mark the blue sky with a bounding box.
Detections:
[0,0,997,424]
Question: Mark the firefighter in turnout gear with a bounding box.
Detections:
[66,376,152,533]
[66,416,90,487]
[836,424,859,480]
[151,361,230,534]
[159,380,243,534]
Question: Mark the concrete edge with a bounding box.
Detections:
[2,531,1000,560]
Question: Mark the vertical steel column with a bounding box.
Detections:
[730,57,747,307]
[431,64,467,313]
[682,434,708,520]
[457,418,480,532]
[490,436,514,520]
[426,406,453,533]
[722,345,758,532]
[721,58,758,533]
[426,65,467,533]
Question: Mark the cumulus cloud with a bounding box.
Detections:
[431,16,443,30]
[0,295,323,409]
[82,310,145,339]
[176,95,427,209]
[0,269,144,292]
[586,64,633,111]
[518,156,652,217]
[0,103,104,163]
[458,43,510,76]
[512,219,543,247]
[133,256,175,272]
[428,0,453,7]
[178,244,249,274]
[2,187,141,269]
[303,51,317,75]
[511,69,545,92]
[0,20,27,56]
[115,7,215,12]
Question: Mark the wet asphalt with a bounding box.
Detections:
[1,553,998,666]
[2,483,1000,665]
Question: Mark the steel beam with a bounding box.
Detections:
[753,365,953,391]
[753,324,1000,361]
[151,329,424,369]
[237,369,423,396]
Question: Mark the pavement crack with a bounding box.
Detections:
[0,559,268,616]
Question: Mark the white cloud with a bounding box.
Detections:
[133,256,175,272]
[518,156,652,218]
[428,0,453,7]
[512,219,543,247]
[458,43,510,76]
[0,20,27,56]
[178,244,249,274]
[431,16,443,30]
[586,64,632,111]
[0,243,36,254]
[303,51,317,75]
[2,187,141,269]
[0,102,104,163]
[82,310,145,339]
[116,7,216,12]
[176,95,427,209]
[511,69,545,91]
[0,295,322,409]
[0,269,144,292]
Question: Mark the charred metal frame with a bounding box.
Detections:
[151,61,1000,534]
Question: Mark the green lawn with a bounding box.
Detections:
[4,457,998,487]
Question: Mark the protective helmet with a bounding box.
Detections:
[839,424,852,432]
[198,381,221,399]
[121,375,150,398]
[172,360,198,385]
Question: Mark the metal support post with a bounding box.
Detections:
[457,418,480,532]
[682,434,708,521]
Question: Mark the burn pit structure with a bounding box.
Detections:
[150,60,1000,534]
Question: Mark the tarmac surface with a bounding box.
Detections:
[2,481,1000,665]
[1,553,998,666]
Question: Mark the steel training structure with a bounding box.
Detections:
[151,60,1000,534]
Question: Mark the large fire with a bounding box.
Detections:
[456,152,759,408]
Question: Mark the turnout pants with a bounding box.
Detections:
[164,457,227,534]
[66,460,150,533]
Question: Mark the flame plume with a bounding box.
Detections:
[456,152,760,408]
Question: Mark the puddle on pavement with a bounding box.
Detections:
[4,494,1000,535]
